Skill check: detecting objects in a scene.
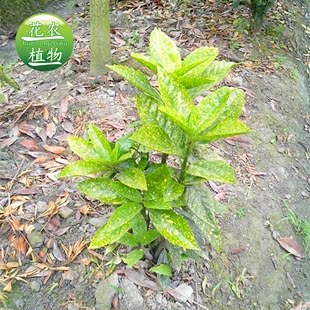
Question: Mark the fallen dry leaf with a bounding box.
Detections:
[44,144,65,155]
[277,237,306,258]
[19,139,39,150]
[46,122,57,139]
[290,301,310,310]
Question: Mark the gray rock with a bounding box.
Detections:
[28,231,44,247]
[155,293,163,304]
[174,284,194,303]
[14,299,25,309]
[88,216,107,228]
[59,206,74,219]
[120,279,144,310]
[36,201,48,213]
[67,304,79,310]
[95,273,119,310]
[29,280,41,292]
[110,12,130,28]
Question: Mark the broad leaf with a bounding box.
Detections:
[149,264,172,276]
[182,61,236,98]
[108,65,160,100]
[68,137,100,160]
[77,178,141,204]
[141,230,160,246]
[158,106,194,136]
[89,202,142,249]
[158,68,192,118]
[131,213,147,240]
[189,87,233,134]
[116,167,147,191]
[58,160,108,178]
[130,124,183,156]
[131,53,158,73]
[88,124,111,159]
[136,94,160,124]
[185,187,223,252]
[149,210,199,250]
[145,199,172,210]
[118,233,139,247]
[186,160,236,184]
[122,249,144,268]
[175,47,218,76]
[194,119,251,143]
[144,165,184,202]
[149,28,181,72]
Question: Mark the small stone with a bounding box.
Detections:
[120,279,144,310]
[155,293,163,304]
[301,191,309,198]
[67,304,79,310]
[285,194,291,200]
[88,216,107,228]
[29,280,41,292]
[96,273,119,310]
[59,206,74,219]
[174,284,194,303]
[36,201,48,213]
[28,231,44,248]
[14,299,25,309]
[277,146,285,154]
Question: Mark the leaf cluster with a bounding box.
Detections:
[59,28,250,274]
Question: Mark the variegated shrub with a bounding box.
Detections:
[58,28,250,274]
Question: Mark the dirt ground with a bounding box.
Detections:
[0,1,309,310]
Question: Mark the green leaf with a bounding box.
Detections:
[88,124,111,159]
[68,137,100,160]
[107,65,160,100]
[185,187,223,252]
[194,119,251,143]
[181,61,236,98]
[57,160,108,178]
[158,106,194,136]
[131,53,158,73]
[158,68,192,118]
[141,230,160,246]
[175,47,218,76]
[186,160,236,184]
[0,92,7,104]
[149,28,181,72]
[131,213,147,240]
[136,94,160,123]
[89,202,142,249]
[116,167,147,191]
[189,87,232,134]
[145,199,172,210]
[77,178,141,204]
[149,210,199,250]
[118,233,139,247]
[144,165,184,203]
[130,124,183,156]
[149,264,172,277]
[122,249,144,268]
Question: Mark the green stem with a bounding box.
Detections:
[161,154,168,164]
[179,142,192,182]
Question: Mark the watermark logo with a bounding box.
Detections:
[16,13,74,71]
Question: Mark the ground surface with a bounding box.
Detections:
[0,1,309,310]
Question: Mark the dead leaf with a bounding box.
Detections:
[13,236,27,255]
[0,136,18,148]
[290,301,310,310]
[19,121,35,138]
[44,144,65,155]
[53,241,66,261]
[46,122,57,139]
[125,270,161,291]
[19,139,39,150]
[277,237,306,258]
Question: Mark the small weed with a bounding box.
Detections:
[233,17,251,34]
[128,31,140,46]
[236,207,247,218]
[230,40,241,50]
[273,55,287,69]
[286,207,310,254]
[289,68,299,80]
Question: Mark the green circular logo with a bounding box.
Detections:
[16,13,74,71]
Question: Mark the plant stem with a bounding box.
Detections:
[161,154,168,164]
[179,142,192,182]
